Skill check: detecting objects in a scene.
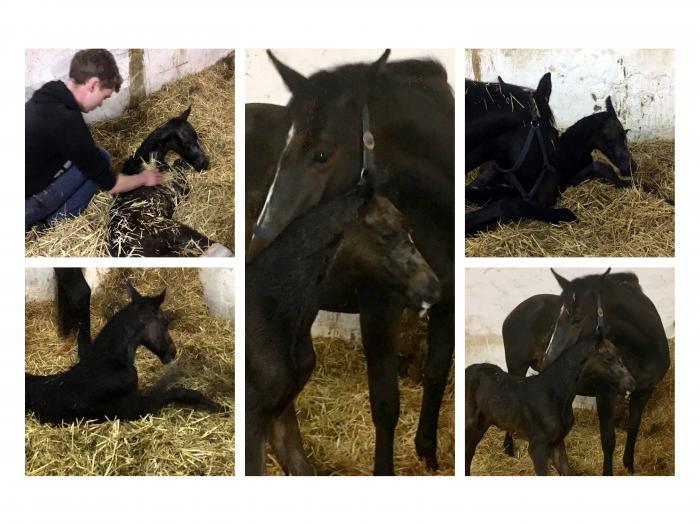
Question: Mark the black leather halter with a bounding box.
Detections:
[494,98,556,202]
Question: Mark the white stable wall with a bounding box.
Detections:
[247,48,454,340]
[25,268,234,324]
[465,49,674,141]
[25,49,231,123]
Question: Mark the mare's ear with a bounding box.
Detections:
[497,76,506,89]
[550,268,570,290]
[367,49,391,81]
[267,50,307,94]
[601,267,612,279]
[179,105,192,121]
[536,72,552,104]
[605,96,617,117]
[126,281,142,302]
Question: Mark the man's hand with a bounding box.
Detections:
[140,167,162,186]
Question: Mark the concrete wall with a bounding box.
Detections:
[25,49,231,123]
[246,48,455,104]
[25,268,234,324]
[465,49,675,141]
[247,48,454,339]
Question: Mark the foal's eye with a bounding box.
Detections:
[313,151,330,164]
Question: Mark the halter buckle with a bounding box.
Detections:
[363,130,375,151]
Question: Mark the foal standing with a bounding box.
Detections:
[465,337,635,475]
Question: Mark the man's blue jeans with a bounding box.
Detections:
[25,147,110,230]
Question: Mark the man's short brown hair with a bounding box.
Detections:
[69,49,123,92]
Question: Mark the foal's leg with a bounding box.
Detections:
[502,360,530,457]
[465,419,488,476]
[141,387,223,414]
[596,390,617,476]
[623,389,653,474]
[550,441,573,476]
[415,301,454,471]
[268,402,314,476]
[359,288,404,476]
[566,161,632,189]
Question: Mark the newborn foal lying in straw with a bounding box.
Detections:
[108,106,231,257]
[465,336,635,475]
[25,282,222,424]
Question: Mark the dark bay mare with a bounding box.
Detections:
[26,282,221,424]
[502,269,670,475]
[466,336,635,475]
[107,106,224,257]
[246,50,454,475]
[465,74,576,234]
[246,184,440,475]
[54,268,92,359]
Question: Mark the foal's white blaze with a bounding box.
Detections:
[419,301,432,318]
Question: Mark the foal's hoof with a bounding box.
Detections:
[420,454,439,472]
[555,208,577,223]
[202,243,233,257]
[504,443,514,457]
[623,457,635,474]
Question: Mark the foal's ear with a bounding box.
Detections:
[153,289,166,306]
[368,49,391,80]
[126,281,142,302]
[550,268,570,290]
[601,267,612,279]
[605,96,617,117]
[179,105,192,121]
[267,50,307,94]
[536,72,552,104]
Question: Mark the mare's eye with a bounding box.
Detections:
[313,151,330,164]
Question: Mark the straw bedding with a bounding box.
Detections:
[266,314,455,476]
[25,53,234,257]
[25,268,234,476]
[469,339,674,476]
[466,141,675,257]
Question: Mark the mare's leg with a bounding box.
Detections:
[465,197,576,236]
[358,288,404,476]
[415,301,454,471]
[550,441,573,476]
[170,222,213,254]
[246,408,267,476]
[268,402,314,476]
[54,268,92,359]
[473,162,505,187]
[596,390,617,476]
[465,185,520,206]
[528,441,551,476]
[623,389,653,474]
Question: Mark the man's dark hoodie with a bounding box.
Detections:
[25,80,116,198]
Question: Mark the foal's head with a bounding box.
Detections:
[122,106,210,174]
[126,282,176,364]
[588,97,634,177]
[543,268,611,364]
[585,338,636,393]
[336,193,441,315]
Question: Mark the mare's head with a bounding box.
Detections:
[248,50,393,260]
[543,268,611,365]
[126,282,176,364]
[584,337,636,393]
[122,106,209,174]
[336,192,441,314]
[588,96,634,177]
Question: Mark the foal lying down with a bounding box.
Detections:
[26,282,221,424]
[465,337,635,475]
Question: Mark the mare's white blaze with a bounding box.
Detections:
[545,304,566,355]
[256,126,295,230]
[419,301,432,318]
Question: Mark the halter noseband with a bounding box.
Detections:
[360,103,376,182]
[494,93,556,202]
